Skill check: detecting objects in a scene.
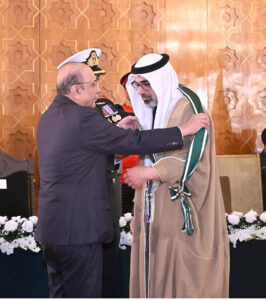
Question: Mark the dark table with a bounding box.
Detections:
[229,240,266,298]
[0,248,49,298]
[0,241,265,298]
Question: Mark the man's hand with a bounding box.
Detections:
[179,113,210,136]
[124,166,160,189]
[118,116,138,130]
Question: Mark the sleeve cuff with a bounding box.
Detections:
[178,126,184,139]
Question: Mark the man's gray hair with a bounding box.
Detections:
[56,71,83,95]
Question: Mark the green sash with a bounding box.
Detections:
[136,84,209,236]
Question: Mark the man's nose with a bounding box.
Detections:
[137,86,145,94]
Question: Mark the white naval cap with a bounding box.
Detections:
[57,48,106,75]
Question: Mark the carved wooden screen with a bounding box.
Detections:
[0,0,265,212]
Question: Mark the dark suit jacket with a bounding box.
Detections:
[35,95,183,245]
[105,156,121,227]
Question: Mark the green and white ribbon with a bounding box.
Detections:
[136,84,209,236]
[171,84,208,235]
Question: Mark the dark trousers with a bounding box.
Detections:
[102,226,120,298]
[42,243,102,298]
[121,184,135,214]
[102,168,121,297]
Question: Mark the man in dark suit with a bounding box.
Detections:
[36,56,209,297]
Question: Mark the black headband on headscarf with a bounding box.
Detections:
[130,54,169,74]
[120,72,131,87]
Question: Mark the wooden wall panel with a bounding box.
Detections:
[165,0,265,154]
[39,0,166,112]
[208,0,266,154]
[165,0,208,108]
[0,0,265,210]
[0,0,40,161]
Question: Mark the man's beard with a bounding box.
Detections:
[141,94,158,108]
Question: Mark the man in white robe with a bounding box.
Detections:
[124,53,230,298]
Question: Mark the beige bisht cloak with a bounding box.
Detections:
[130,97,230,298]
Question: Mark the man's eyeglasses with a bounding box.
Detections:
[76,80,98,87]
[131,80,151,91]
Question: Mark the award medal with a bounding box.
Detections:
[102,104,121,123]
[112,114,121,122]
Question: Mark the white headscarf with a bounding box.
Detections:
[125,54,184,168]
[126,53,183,131]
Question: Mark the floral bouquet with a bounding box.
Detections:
[226,209,266,248]
[0,216,41,255]
[119,212,133,250]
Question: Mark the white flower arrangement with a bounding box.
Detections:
[0,216,41,255]
[227,210,266,248]
[1,210,265,255]
[119,212,133,250]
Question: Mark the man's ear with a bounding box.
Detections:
[70,84,80,95]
